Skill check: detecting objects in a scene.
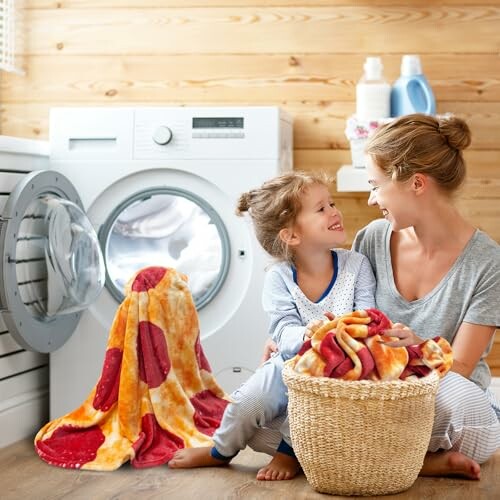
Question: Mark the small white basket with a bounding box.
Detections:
[349,138,368,168]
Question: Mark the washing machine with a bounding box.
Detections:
[0,106,293,419]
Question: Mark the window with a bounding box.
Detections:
[0,0,24,74]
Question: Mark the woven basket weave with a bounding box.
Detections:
[283,363,440,496]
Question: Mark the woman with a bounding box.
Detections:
[261,114,500,479]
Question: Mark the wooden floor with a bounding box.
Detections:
[2,439,500,499]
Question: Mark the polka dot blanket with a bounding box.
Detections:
[291,309,453,381]
[35,267,230,470]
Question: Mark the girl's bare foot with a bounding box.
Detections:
[256,452,301,481]
[420,451,481,480]
[168,447,229,469]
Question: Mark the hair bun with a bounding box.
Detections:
[235,191,251,216]
[438,115,471,151]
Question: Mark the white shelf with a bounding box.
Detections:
[336,165,370,192]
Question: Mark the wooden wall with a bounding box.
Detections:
[0,1,498,372]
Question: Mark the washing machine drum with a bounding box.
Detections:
[98,187,230,310]
[0,171,105,352]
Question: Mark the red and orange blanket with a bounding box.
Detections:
[35,267,229,470]
[292,309,453,381]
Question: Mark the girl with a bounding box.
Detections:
[169,171,376,479]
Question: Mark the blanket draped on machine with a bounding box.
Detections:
[35,267,229,471]
[292,309,453,381]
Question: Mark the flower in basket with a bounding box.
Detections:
[344,115,393,141]
[344,116,394,167]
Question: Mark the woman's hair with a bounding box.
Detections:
[365,113,471,193]
[236,170,332,262]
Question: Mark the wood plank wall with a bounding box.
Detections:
[0,1,498,373]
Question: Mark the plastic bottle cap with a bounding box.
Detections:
[363,56,383,80]
[401,55,422,76]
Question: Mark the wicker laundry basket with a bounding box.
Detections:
[283,364,440,496]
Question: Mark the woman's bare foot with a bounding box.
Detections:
[420,451,481,480]
[256,452,301,481]
[168,447,229,469]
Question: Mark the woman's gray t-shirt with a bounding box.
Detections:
[353,219,500,390]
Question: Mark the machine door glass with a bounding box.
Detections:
[0,171,105,352]
[99,187,230,309]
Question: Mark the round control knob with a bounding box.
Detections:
[152,126,173,145]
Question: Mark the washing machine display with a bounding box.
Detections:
[192,117,244,128]
[99,187,230,309]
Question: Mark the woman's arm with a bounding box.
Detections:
[448,322,496,378]
[381,321,496,379]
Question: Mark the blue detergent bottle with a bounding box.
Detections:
[391,55,436,116]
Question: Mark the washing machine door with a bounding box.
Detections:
[0,170,105,353]
[98,186,229,310]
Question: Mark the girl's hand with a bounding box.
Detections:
[379,323,424,347]
[304,312,336,339]
[304,319,324,339]
[260,338,278,364]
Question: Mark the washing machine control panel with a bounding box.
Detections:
[133,107,291,161]
[49,106,293,165]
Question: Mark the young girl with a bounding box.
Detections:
[169,171,376,480]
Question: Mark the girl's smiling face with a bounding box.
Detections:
[293,183,346,249]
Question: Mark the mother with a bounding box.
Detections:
[258,113,500,479]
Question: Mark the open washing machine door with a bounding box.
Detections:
[0,170,105,352]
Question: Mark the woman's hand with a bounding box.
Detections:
[260,338,278,364]
[379,323,424,347]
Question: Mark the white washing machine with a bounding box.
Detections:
[0,106,293,419]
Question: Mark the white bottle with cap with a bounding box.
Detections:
[356,56,391,121]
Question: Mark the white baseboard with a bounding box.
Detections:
[0,389,49,448]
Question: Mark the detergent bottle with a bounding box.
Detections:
[391,55,436,117]
[355,56,391,121]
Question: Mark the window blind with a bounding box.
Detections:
[0,0,24,75]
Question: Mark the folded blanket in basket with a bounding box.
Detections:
[35,267,229,470]
[293,309,452,381]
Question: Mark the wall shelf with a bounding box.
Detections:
[336,165,370,192]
